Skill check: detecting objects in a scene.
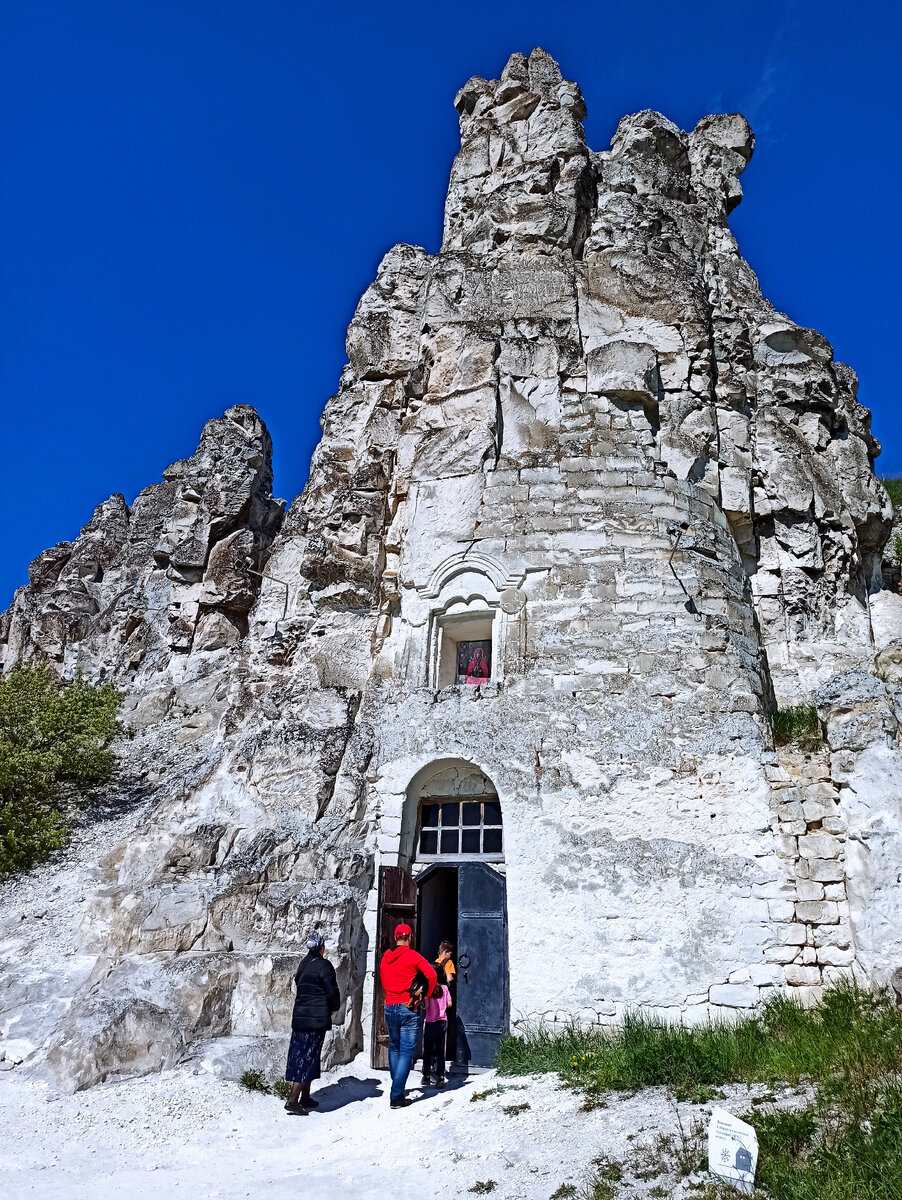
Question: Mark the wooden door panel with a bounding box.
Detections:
[372,865,417,1070]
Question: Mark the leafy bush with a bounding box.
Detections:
[772,704,822,751]
[0,665,121,878]
[879,477,902,511]
[238,1068,270,1094]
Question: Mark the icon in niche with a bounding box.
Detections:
[457,639,491,685]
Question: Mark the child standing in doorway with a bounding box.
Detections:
[421,966,452,1087]
[435,941,456,985]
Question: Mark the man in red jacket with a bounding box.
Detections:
[379,924,437,1108]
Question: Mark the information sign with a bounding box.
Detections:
[707,1105,758,1194]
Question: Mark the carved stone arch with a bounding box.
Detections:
[422,559,520,688]
[421,551,527,600]
[399,757,503,867]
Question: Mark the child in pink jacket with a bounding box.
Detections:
[421,968,452,1087]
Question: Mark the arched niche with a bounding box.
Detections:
[399,758,503,868]
[426,569,502,688]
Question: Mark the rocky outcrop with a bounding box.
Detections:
[2,404,284,672]
[1,48,900,1091]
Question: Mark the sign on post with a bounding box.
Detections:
[707,1106,758,1194]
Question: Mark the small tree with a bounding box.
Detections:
[0,665,122,878]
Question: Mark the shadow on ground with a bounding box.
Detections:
[310,1071,473,1114]
[309,1076,384,1112]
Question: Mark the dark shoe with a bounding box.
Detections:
[304,1098,320,1108]
[421,1075,433,1087]
[434,1076,447,1088]
[284,1101,308,1116]
[390,1096,413,1109]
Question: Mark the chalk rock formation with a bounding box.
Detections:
[1,49,901,1092]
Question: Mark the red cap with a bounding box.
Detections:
[394,923,412,938]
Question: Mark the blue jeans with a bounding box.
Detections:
[384,1004,423,1101]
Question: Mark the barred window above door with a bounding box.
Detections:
[417,798,503,860]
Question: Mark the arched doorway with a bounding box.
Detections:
[372,761,509,1071]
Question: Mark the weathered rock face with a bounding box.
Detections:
[1,48,900,1091]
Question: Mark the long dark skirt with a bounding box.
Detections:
[285,1030,326,1084]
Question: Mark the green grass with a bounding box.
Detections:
[499,985,901,1095]
[755,1076,902,1200]
[468,1183,497,1195]
[582,1183,615,1200]
[499,985,902,1200]
[470,1082,526,1101]
[771,704,822,751]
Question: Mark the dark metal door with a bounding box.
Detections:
[455,862,508,1068]
[372,865,417,1070]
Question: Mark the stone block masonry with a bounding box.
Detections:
[1,47,900,1089]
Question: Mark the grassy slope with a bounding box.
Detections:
[498,985,902,1200]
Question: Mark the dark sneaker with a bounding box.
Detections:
[434,1076,447,1087]
[284,1101,308,1116]
[421,1075,433,1087]
[390,1096,413,1109]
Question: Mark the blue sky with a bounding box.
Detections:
[1,1,899,608]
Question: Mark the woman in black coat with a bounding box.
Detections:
[284,932,340,1115]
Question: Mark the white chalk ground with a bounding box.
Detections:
[0,813,802,1198]
[0,1054,799,1199]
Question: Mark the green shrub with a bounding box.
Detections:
[238,1068,270,1093]
[0,665,122,878]
[272,1078,291,1100]
[772,704,822,751]
[879,477,902,511]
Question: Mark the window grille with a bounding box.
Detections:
[417,798,503,859]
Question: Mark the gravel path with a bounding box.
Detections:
[0,1054,795,1199]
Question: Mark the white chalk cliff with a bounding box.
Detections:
[2,49,900,1091]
